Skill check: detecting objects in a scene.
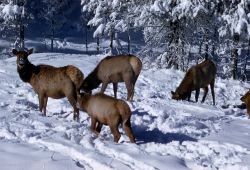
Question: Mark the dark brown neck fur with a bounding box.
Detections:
[176,71,193,99]
[17,61,40,82]
[83,66,102,90]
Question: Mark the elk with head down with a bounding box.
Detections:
[240,90,250,117]
[81,54,142,101]
[171,58,216,105]
[12,49,84,120]
[77,93,136,143]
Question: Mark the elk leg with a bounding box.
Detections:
[187,91,191,101]
[38,93,45,115]
[195,88,200,102]
[131,75,137,100]
[43,96,48,116]
[124,81,133,101]
[123,119,136,143]
[96,122,103,134]
[90,117,98,134]
[66,94,79,121]
[210,80,215,105]
[201,87,208,103]
[130,84,135,100]
[100,82,108,94]
[110,125,121,143]
[113,83,118,98]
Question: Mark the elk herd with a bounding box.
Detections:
[12,49,250,144]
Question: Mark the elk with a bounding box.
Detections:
[81,55,142,101]
[12,49,84,120]
[77,93,136,143]
[171,59,216,105]
[240,91,250,117]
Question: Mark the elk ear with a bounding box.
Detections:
[27,48,33,55]
[12,49,18,55]
[171,91,175,95]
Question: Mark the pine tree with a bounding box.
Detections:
[0,0,27,50]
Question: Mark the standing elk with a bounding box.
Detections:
[81,55,142,101]
[171,58,216,105]
[13,49,84,120]
[77,93,136,143]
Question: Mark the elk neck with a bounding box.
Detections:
[17,61,40,83]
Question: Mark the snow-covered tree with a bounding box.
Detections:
[82,0,139,54]
[132,0,216,69]
[218,0,250,79]
[0,0,27,49]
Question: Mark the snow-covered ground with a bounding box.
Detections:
[0,51,250,170]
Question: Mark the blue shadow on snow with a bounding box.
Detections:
[132,109,197,144]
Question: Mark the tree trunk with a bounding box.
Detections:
[186,45,191,71]
[85,14,88,53]
[204,33,209,60]
[232,48,238,79]
[85,25,88,52]
[109,30,114,54]
[51,20,54,52]
[211,27,217,58]
[127,28,131,54]
[97,37,100,53]
[232,33,239,80]
[20,24,24,50]
[181,41,185,71]
[242,39,250,81]
[198,36,204,64]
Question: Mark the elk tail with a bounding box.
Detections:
[129,55,142,83]
[66,66,84,94]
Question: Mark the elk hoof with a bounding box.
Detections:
[73,114,79,122]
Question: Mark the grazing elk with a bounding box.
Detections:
[13,49,84,120]
[77,93,136,143]
[81,55,142,101]
[171,59,216,105]
[240,91,250,117]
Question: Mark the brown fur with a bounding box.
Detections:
[77,93,136,143]
[171,59,217,105]
[82,55,142,101]
[12,49,84,120]
[240,91,250,117]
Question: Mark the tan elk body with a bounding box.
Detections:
[77,93,136,143]
[13,49,84,120]
[81,55,142,101]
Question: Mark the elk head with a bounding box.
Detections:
[12,49,33,69]
[241,91,250,103]
[171,91,190,100]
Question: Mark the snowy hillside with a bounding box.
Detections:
[0,52,250,170]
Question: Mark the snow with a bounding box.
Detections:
[93,24,104,38]
[150,1,165,14]
[0,140,83,170]
[235,2,247,35]
[0,46,250,169]
[1,4,21,19]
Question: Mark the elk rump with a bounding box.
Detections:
[77,93,136,143]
